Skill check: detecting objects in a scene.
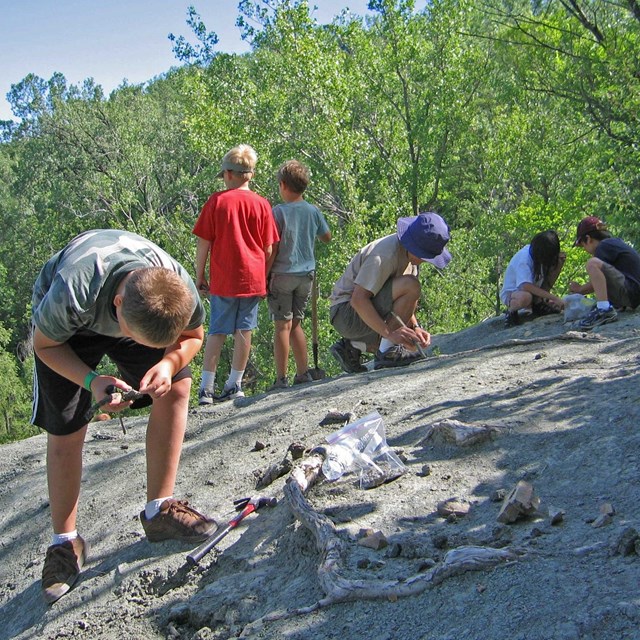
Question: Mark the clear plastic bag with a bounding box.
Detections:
[563,293,595,322]
[322,412,406,487]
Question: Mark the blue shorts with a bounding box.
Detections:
[208,295,260,335]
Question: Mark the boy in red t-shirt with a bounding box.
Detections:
[193,144,279,403]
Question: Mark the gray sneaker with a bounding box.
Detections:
[374,344,426,369]
[41,535,87,604]
[578,306,617,330]
[140,499,217,543]
[330,338,367,373]
[198,389,215,406]
[268,376,289,391]
[214,384,245,402]
[293,371,313,385]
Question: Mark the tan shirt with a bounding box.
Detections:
[330,234,417,308]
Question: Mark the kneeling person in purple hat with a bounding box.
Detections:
[329,212,451,371]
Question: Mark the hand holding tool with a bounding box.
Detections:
[390,311,428,358]
[84,384,145,430]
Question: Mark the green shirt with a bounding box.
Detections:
[32,229,204,342]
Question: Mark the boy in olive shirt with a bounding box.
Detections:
[32,229,216,604]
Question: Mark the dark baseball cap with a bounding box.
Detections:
[574,216,606,246]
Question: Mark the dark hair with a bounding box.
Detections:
[529,230,560,284]
[583,228,612,243]
[277,160,310,194]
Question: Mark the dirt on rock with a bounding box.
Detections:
[1,311,640,640]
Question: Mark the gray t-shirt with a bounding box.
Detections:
[330,234,417,308]
[32,229,204,342]
[271,200,330,275]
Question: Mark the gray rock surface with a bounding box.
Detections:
[1,310,639,639]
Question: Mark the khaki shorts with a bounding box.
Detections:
[267,272,313,321]
[329,278,394,345]
[601,262,634,308]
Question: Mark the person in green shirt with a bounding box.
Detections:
[31,229,217,604]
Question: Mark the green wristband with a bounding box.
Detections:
[84,370,99,391]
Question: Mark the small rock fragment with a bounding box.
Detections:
[288,442,306,459]
[592,513,612,528]
[319,410,355,426]
[357,531,388,550]
[548,506,565,525]
[612,527,639,556]
[437,498,470,518]
[418,558,437,572]
[418,464,432,477]
[599,502,615,516]
[497,481,540,524]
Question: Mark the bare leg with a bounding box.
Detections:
[47,427,87,533]
[508,290,533,312]
[585,257,609,302]
[231,329,252,371]
[365,275,421,353]
[389,275,421,326]
[201,333,226,374]
[145,377,190,501]
[273,319,291,379]
[289,319,309,375]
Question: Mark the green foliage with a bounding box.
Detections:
[2,0,640,438]
[0,322,34,444]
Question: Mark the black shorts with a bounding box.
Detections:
[32,332,191,436]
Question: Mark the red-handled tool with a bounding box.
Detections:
[186,496,277,566]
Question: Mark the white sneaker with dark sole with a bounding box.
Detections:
[213,384,245,402]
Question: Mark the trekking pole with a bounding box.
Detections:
[186,496,277,566]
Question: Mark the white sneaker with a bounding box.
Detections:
[198,389,215,406]
[214,384,245,402]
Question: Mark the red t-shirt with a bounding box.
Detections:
[193,188,279,297]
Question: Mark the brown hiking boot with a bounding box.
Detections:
[140,499,217,543]
[41,535,87,604]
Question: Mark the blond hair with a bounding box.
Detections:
[222,144,257,175]
[277,160,310,194]
[121,268,194,346]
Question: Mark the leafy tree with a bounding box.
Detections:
[0,319,33,443]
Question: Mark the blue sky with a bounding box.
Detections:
[0,0,371,121]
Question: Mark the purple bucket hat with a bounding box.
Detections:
[397,212,451,268]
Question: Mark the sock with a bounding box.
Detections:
[351,340,366,352]
[379,338,395,353]
[226,368,244,389]
[145,496,172,520]
[200,370,216,392]
[597,301,612,311]
[52,530,78,546]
